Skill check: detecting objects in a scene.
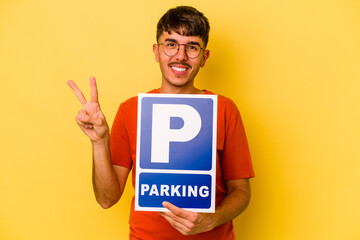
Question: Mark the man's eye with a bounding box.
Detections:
[188,45,199,51]
[166,43,177,48]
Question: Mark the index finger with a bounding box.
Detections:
[67,80,87,106]
[90,76,98,103]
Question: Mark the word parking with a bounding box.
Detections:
[140,184,210,198]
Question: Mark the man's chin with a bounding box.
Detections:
[170,81,192,88]
[167,78,190,87]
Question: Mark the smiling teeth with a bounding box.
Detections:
[172,67,186,72]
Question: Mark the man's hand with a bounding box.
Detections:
[158,201,217,235]
[68,77,109,142]
[159,179,251,236]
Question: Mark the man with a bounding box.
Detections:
[68,6,254,240]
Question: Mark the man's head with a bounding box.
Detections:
[156,6,210,49]
[154,6,211,93]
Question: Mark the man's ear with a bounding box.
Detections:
[200,49,210,67]
[153,44,160,62]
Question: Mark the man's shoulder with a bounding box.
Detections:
[121,95,138,106]
[205,90,237,109]
[120,89,159,107]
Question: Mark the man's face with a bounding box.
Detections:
[153,31,210,91]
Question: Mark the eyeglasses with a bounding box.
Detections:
[159,41,205,59]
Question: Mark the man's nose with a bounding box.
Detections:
[175,44,188,60]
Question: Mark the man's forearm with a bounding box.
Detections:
[91,135,121,209]
[213,179,251,228]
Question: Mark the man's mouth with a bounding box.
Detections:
[169,63,191,75]
[171,66,187,72]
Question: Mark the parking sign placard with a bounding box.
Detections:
[135,93,217,213]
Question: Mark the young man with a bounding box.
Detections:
[68,6,254,240]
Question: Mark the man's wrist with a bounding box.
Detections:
[91,133,110,146]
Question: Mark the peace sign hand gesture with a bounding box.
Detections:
[68,77,109,143]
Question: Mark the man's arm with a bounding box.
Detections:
[159,178,251,235]
[68,77,129,208]
[91,136,130,209]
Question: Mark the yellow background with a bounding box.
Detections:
[1,0,359,239]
